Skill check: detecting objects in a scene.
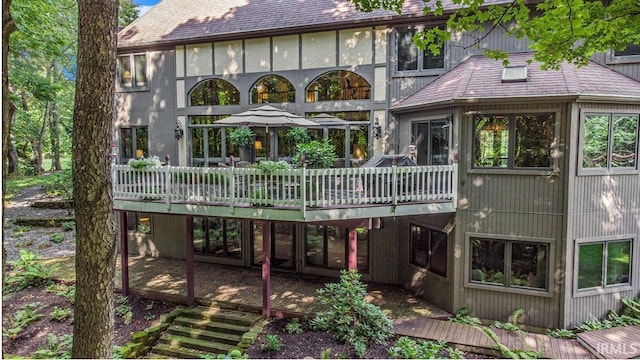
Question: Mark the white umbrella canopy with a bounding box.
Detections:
[215,105,318,127]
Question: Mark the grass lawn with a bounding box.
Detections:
[5,158,71,200]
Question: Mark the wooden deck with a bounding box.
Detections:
[577,325,640,359]
[394,317,596,359]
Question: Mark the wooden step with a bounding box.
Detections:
[181,306,262,327]
[173,316,250,335]
[167,324,242,345]
[158,334,233,354]
[149,343,214,359]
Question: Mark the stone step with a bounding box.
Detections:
[173,316,250,335]
[181,306,262,327]
[167,324,242,345]
[149,343,215,359]
[158,333,233,354]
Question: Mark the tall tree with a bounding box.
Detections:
[2,0,17,288]
[119,0,139,27]
[351,0,640,69]
[70,0,119,357]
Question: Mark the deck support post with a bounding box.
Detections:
[348,227,358,270]
[262,221,271,319]
[186,215,195,305]
[119,211,129,296]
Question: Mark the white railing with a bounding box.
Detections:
[112,164,457,211]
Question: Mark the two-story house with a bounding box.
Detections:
[114,0,640,329]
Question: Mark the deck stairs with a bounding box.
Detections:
[146,306,263,359]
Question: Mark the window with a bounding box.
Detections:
[189,79,240,106]
[252,222,295,269]
[614,43,640,57]
[250,75,295,104]
[120,126,148,161]
[473,114,554,169]
[306,71,370,102]
[396,27,444,72]
[305,225,369,271]
[127,212,151,234]
[410,224,447,277]
[470,237,548,290]
[577,240,631,290]
[581,113,638,170]
[412,120,451,165]
[118,53,147,89]
[193,217,241,258]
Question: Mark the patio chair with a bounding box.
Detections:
[235,161,251,168]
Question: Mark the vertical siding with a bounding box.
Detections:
[115,49,178,164]
[563,102,640,328]
[129,214,186,259]
[368,217,400,284]
[452,103,569,328]
[590,53,640,81]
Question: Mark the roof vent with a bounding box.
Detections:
[502,66,528,82]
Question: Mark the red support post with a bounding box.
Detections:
[119,211,129,296]
[186,216,195,305]
[262,221,271,319]
[348,227,358,270]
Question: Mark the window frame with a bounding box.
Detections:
[469,110,560,175]
[607,44,640,65]
[119,126,149,163]
[578,109,639,175]
[117,53,149,91]
[410,223,448,278]
[192,217,243,259]
[574,236,634,297]
[304,225,369,272]
[394,26,446,76]
[464,233,554,297]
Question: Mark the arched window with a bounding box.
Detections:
[250,75,295,104]
[306,70,370,102]
[189,79,240,106]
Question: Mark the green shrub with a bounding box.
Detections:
[291,139,337,169]
[286,127,311,147]
[43,168,73,199]
[3,302,45,339]
[217,349,247,359]
[448,307,482,326]
[128,156,161,169]
[32,333,72,359]
[116,295,133,324]
[284,318,303,334]
[260,334,283,352]
[50,233,64,244]
[45,283,76,304]
[61,221,75,232]
[6,250,57,291]
[50,306,72,322]
[388,337,463,359]
[256,160,290,174]
[547,328,576,339]
[310,270,394,358]
[228,127,256,148]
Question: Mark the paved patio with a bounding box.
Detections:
[113,256,605,358]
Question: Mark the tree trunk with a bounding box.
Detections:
[2,0,16,289]
[70,0,119,358]
[33,101,49,174]
[8,138,18,174]
[49,100,62,171]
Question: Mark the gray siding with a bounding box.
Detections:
[115,49,178,163]
[127,214,186,259]
[452,103,569,328]
[563,102,640,328]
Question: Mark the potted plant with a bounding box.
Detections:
[285,128,310,154]
[291,139,337,169]
[228,127,255,161]
[127,155,161,170]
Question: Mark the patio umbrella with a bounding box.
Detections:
[310,113,365,129]
[215,105,318,127]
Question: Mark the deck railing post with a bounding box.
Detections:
[301,160,307,219]
[230,162,236,214]
[165,155,172,210]
[452,164,458,208]
[392,155,398,206]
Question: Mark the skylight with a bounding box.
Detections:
[502,66,528,82]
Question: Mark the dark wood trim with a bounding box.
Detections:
[186,215,195,305]
[262,221,271,319]
[348,227,357,270]
[119,211,129,296]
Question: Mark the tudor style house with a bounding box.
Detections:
[114,0,640,328]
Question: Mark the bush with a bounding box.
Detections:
[310,270,394,358]
[291,139,337,169]
[260,334,283,352]
[43,168,73,199]
[389,337,463,359]
[284,318,303,334]
[286,127,311,147]
[61,221,75,232]
[50,233,64,244]
[256,160,290,174]
[228,127,256,148]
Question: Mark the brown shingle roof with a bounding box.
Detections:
[118,0,510,49]
[392,52,640,110]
